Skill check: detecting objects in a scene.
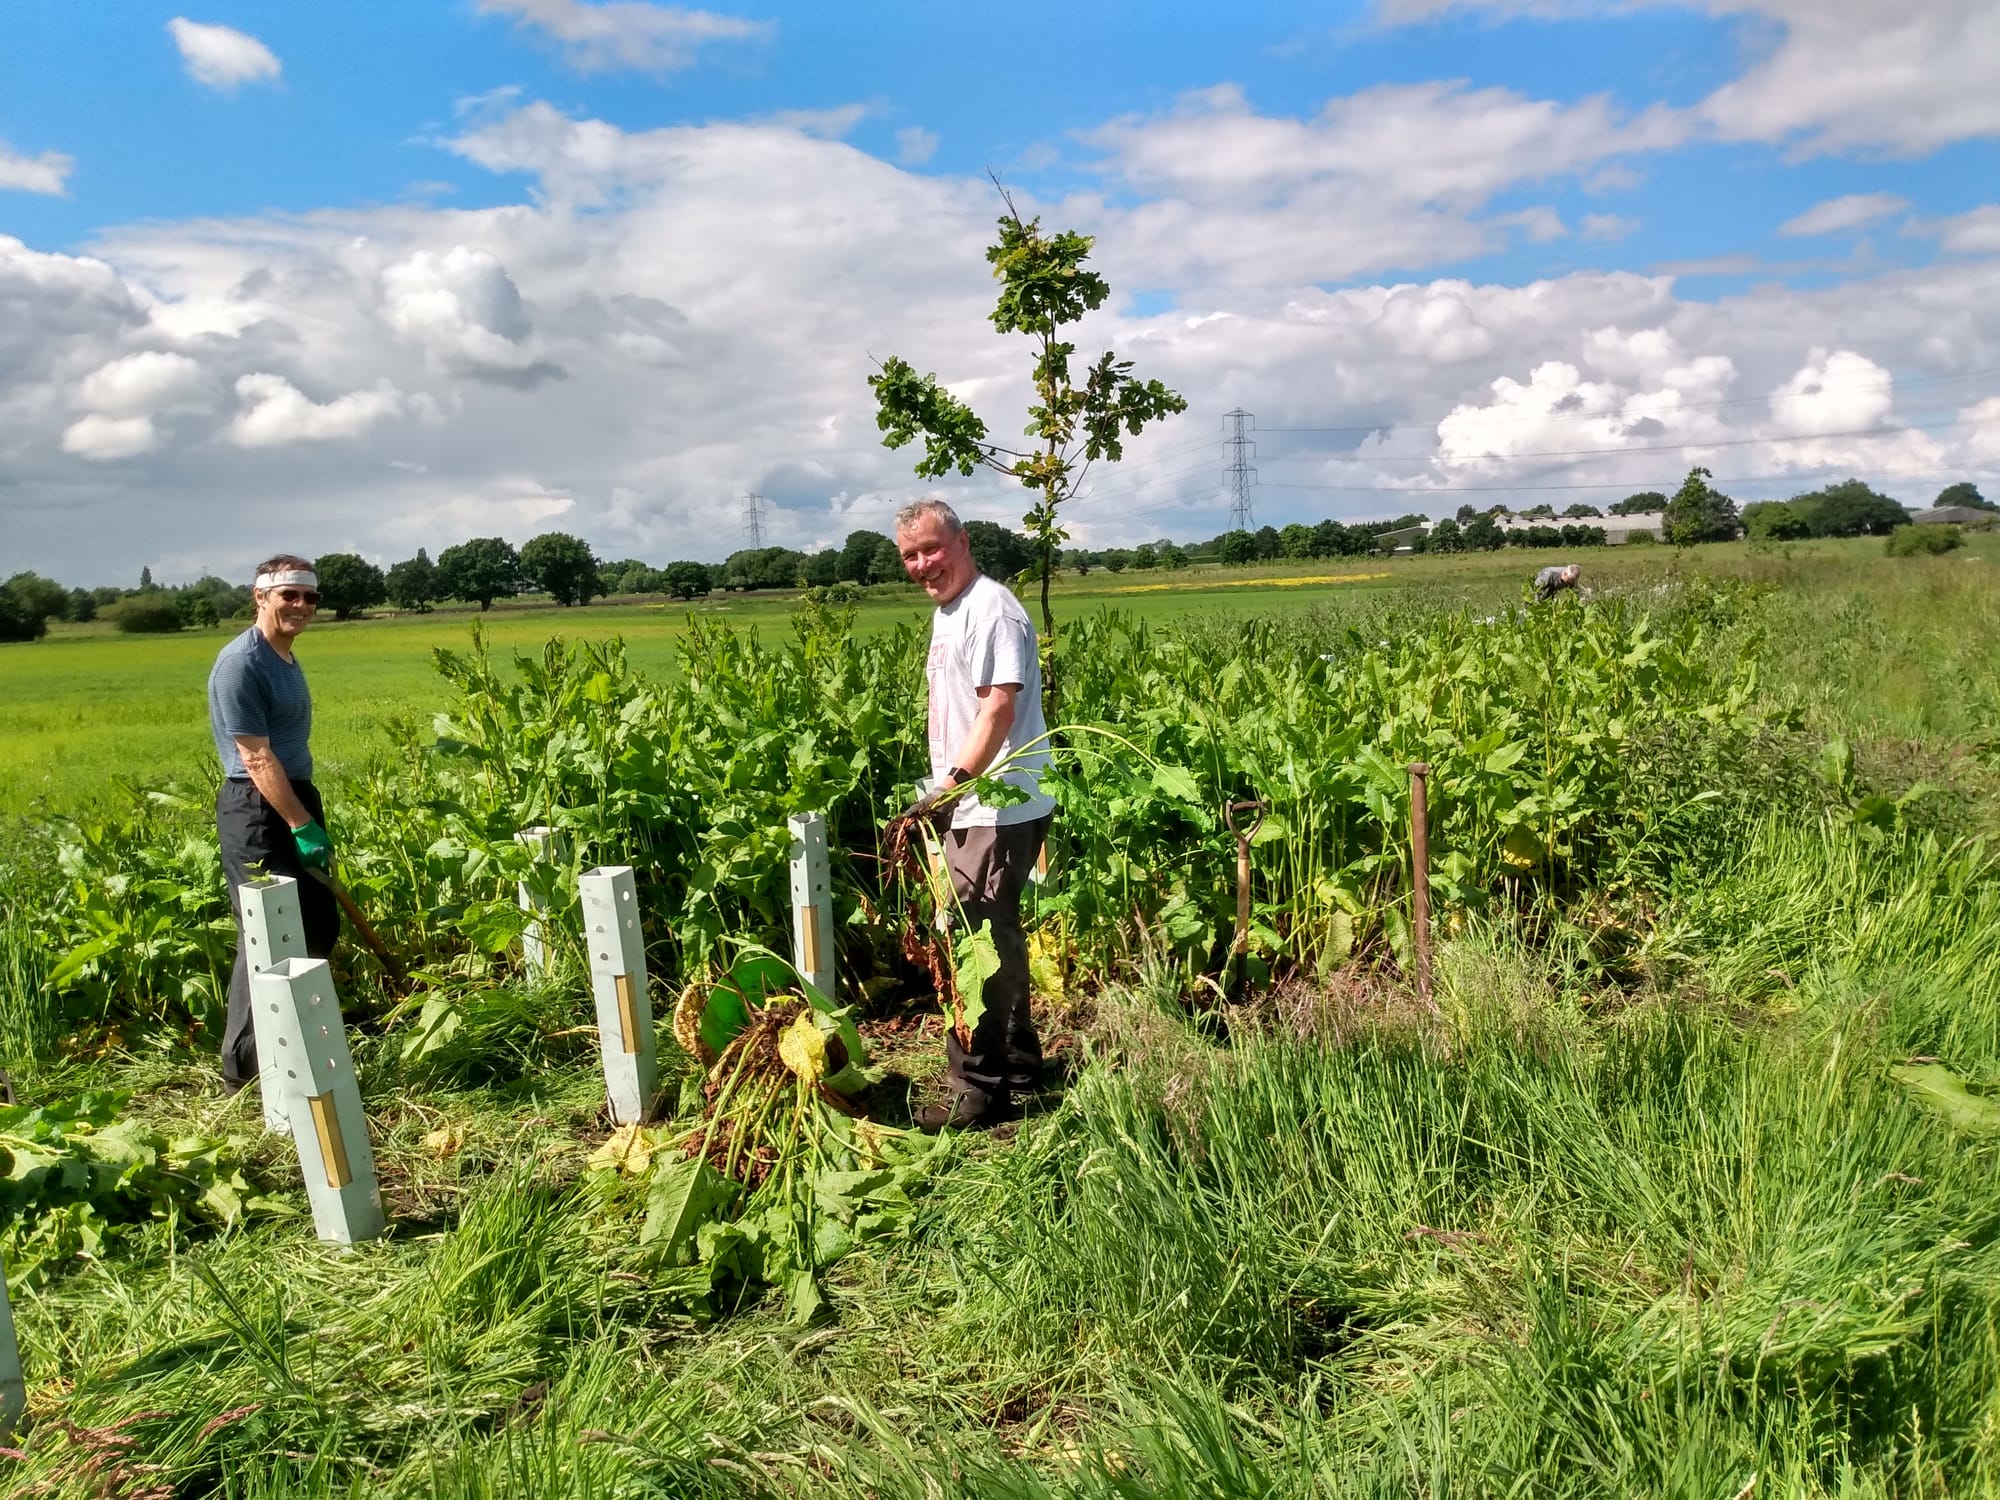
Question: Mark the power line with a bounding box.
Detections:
[741,491,768,548]
[1224,408,1257,532]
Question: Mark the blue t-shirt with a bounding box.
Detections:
[208,627,313,781]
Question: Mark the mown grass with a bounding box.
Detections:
[2,536,1997,1495]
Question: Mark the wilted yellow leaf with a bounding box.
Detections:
[588,1122,657,1174]
[778,1011,829,1082]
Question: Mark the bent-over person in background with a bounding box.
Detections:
[1533,562,1582,601]
[895,499,1055,1131]
[207,554,340,1094]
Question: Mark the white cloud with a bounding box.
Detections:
[1962,396,2000,465]
[1757,348,1946,473]
[1768,348,1892,435]
[76,351,212,415]
[380,246,560,384]
[228,374,402,446]
[377,476,577,545]
[1699,0,2000,158]
[1499,206,1567,243]
[62,414,158,461]
[759,104,871,140]
[1580,213,1637,242]
[1085,81,1680,208]
[476,0,771,74]
[1077,82,1681,290]
[1370,1,2000,157]
[1583,163,1643,194]
[0,140,74,196]
[1432,345,1737,470]
[896,127,939,166]
[1779,193,1909,237]
[0,235,147,411]
[1925,206,2000,256]
[167,18,282,92]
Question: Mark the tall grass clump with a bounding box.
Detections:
[900,932,2000,1492]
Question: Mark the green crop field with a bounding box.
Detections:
[2,536,1998,1497]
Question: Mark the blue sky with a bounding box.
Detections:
[2,0,1996,581]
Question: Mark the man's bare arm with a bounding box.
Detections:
[232,735,311,828]
[948,683,1020,783]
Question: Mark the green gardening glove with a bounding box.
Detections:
[291,818,334,874]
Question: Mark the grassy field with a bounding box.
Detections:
[2,536,1998,1496]
[3,539,1977,820]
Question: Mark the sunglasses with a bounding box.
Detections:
[274,589,321,606]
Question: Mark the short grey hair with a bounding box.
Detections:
[894,498,963,536]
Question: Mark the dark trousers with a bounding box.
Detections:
[942,815,1051,1115]
[217,779,339,1087]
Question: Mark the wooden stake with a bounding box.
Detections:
[579,866,657,1124]
[306,1093,351,1189]
[1408,763,1434,1006]
[614,974,641,1055]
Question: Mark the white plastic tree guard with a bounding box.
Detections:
[788,813,836,998]
[579,866,657,1125]
[253,957,384,1245]
[515,825,557,974]
[0,1266,22,1440]
[239,874,309,1131]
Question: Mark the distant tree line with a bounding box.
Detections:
[0,565,258,642]
[3,479,1985,644]
[1738,478,1977,543]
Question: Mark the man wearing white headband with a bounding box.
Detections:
[206,551,341,1094]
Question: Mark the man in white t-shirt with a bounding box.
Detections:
[895,498,1055,1130]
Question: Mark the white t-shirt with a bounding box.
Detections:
[926,573,1055,828]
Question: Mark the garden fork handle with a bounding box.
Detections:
[1224,799,1267,960]
[302,865,408,984]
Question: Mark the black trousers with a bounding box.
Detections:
[942,815,1051,1114]
[216,779,340,1087]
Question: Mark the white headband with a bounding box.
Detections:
[256,569,318,589]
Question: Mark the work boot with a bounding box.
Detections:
[915,1092,1013,1132]
[1006,1038,1044,1092]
